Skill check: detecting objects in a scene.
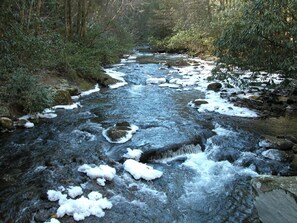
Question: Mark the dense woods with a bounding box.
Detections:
[0,0,296,115]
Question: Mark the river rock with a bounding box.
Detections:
[189,99,208,108]
[277,139,294,151]
[0,117,14,130]
[263,136,294,151]
[207,82,222,92]
[290,155,297,172]
[261,149,291,162]
[251,176,297,223]
[103,122,139,144]
[292,145,297,154]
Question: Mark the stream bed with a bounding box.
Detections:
[0,51,295,223]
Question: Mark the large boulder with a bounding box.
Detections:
[207,82,222,92]
[251,176,297,223]
[102,122,139,144]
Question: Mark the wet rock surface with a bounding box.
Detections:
[251,176,297,223]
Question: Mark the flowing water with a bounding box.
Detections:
[0,51,294,223]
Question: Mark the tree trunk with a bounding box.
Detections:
[77,0,81,35]
[80,0,86,37]
[65,0,72,39]
[27,0,35,31]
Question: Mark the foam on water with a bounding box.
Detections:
[104,68,128,89]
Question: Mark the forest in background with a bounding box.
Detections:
[0,0,296,115]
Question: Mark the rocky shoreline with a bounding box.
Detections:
[0,69,119,132]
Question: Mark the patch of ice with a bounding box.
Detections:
[123,159,163,181]
[80,84,100,97]
[123,148,143,161]
[53,102,81,110]
[78,164,116,181]
[68,186,83,199]
[146,77,166,85]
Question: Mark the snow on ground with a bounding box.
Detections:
[123,148,143,161]
[104,68,128,89]
[80,84,100,97]
[197,91,258,117]
[160,58,259,117]
[52,102,81,110]
[123,159,163,181]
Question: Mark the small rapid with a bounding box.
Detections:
[0,51,294,223]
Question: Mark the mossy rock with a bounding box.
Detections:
[53,89,72,105]
[0,117,13,130]
[96,72,118,87]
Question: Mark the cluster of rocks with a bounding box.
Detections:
[231,84,297,117]
[0,87,78,132]
[259,135,297,174]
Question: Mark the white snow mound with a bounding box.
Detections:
[78,164,116,181]
[123,148,143,161]
[123,159,163,181]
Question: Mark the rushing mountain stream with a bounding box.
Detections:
[1,51,296,223]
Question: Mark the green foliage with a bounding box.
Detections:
[5,69,54,114]
[215,0,297,76]
[167,27,214,55]
[53,24,133,82]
